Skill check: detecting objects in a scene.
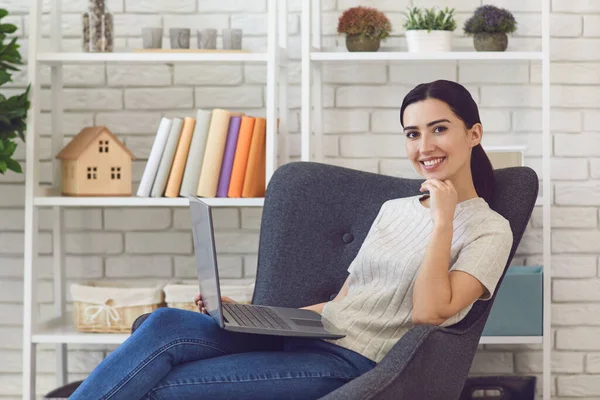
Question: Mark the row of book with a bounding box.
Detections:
[137,109,267,199]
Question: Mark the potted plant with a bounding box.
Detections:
[337,6,392,52]
[403,6,456,53]
[463,5,517,51]
[0,8,30,175]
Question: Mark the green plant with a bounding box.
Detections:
[337,6,392,40]
[464,5,517,35]
[403,6,457,32]
[0,8,30,175]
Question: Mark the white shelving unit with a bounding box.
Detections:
[301,1,551,399]
[22,0,289,398]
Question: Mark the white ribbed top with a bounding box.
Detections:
[321,194,513,363]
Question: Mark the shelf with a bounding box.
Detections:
[310,51,544,62]
[37,51,269,64]
[32,315,543,345]
[33,196,264,207]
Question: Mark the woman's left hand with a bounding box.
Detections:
[420,179,458,227]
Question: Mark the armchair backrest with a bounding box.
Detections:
[252,161,538,332]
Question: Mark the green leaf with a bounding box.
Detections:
[6,158,21,173]
[0,159,7,174]
[0,9,8,19]
[0,24,17,35]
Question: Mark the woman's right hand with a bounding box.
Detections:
[194,293,238,315]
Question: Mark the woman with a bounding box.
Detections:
[70,80,513,400]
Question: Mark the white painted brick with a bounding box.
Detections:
[288,85,334,109]
[554,279,600,301]
[38,350,104,374]
[0,327,22,349]
[40,65,107,87]
[37,255,104,279]
[195,86,263,108]
[162,15,228,32]
[558,375,600,396]
[244,254,258,277]
[108,65,171,87]
[95,112,161,135]
[530,254,596,278]
[336,86,411,108]
[514,109,581,132]
[587,354,600,373]
[174,65,242,85]
[126,0,196,12]
[553,0,600,12]
[372,110,402,133]
[557,328,600,351]
[591,159,600,179]
[323,110,369,133]
[411,0,479,12]
[320,13,343,36]
[324,64,387,84]
[553,304,600,326]
[0,232,51,255]
[553,85,600,108]
[337,0,411,11]
[469,352,514,374]
[174,255,243,278]
[105,255,172,277]
[480,86,540,107]
[0,257,25,278]
[112,14,162,37]
[243,65,268,84]
[240,208,262,229]
[124,136,155,159]
[552,39,600,61]
[41,88,123,111]
[555,134,600,157]
[531,207,596,229]
[104,208,171,230]
[379,159,421,179]
[516,351,583,374]
[42,209,103,231]
[340,134,405,158]
[214,232,259,253]
[3,15,22,38]
[125,88,193,109]
[584,110,600,131]
[325,158,380,174]
[459,62,529,84]
[515,228,543,254]
[288,0,336,12]
[389,62,456,84]
[66,232,123,254]
[38,0,124,12]
[0,304,23,326]
[198,0,266,11]
[555,182,600,206]
[23,13,82,38]
[287,133,338,157]
[39,112,94,136]
[125,232,191,254]
[0,209,25,231]
[534,62,600,85]
[0,279,52,303]
[479,109,511,132]
[526,157,588,181]
[174,208,239,230]
[553,230,600,253]
[231,14,298,36]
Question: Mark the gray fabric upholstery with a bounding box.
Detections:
[132,161,538,400]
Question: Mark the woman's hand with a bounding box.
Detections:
[419,179,457,227]
[194,293,238,315]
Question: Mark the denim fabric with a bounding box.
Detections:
[69,308,377,400]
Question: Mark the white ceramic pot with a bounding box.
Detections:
[405,30,453,52]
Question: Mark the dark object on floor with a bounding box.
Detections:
[133,161,539,400]
[44,380,83,399]
[459,376,537,399]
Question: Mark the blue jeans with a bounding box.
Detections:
[69,308,377,400]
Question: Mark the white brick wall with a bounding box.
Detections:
[0,0,598,397]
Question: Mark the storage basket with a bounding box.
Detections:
[70,281,165,333]
[164,282,255,312]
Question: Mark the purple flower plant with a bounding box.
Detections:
[463,5,517,35]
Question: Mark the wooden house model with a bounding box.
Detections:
[56,126,135,196]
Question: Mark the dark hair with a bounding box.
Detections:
[399,80,495,204]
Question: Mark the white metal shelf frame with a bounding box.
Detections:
[22,0,289,398]
[301,1,551,399]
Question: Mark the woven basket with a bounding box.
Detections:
[71,281,165,333]
[164,282,255,312]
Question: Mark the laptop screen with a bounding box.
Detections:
[190,198,223,327]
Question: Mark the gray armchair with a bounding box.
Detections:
[134,161,539,400]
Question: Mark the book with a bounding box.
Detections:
[136,117,172,197]
[216,116,242,197]
[179,109,212,197]
[165,116,196,198]
[241,117,266,198]
[196,109,232,197]
[150,117,183,197]
[227,116,255,198]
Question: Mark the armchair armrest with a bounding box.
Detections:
[319,324,480,400]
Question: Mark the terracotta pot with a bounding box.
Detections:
[345,34,380,52]
[473,32,508,51]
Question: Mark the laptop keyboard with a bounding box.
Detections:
[223,303,292,330]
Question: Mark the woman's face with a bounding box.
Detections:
[403,98,481,181]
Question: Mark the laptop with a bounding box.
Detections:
[188,195,346,339]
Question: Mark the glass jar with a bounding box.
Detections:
[82,0,113,52]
